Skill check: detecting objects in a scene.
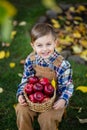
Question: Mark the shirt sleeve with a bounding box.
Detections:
[16,56,35,98]
[56,60,74,105]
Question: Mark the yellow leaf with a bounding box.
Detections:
[59,37,72,46]
[55,46,63,53]
[0,87,4,93]
[72,44,83,54]
[9,62,16,68]
[0,51,5,59]
[76,86,87,93]
[13,103,17,109]
[65,26,72,32]
[51,79,56,89]
[69,6,75,12]
[5,51,10,58]
[80,40,87,48]
[73,31,81,38]
[80,50,87,61]
[51,19,58,24]
[19,21,27,26]
[18,73,23,77]
[11,30,17,39]
[74,16,83,21]
[77,5,86,11]
[53,23,61,28]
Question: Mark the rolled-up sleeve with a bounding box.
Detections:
[56,60,74,105]
[16,56,35,98]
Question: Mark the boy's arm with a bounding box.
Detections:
[16,56,35,98]
[57,60,74,105]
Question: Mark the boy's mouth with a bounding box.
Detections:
[41,51,50,57]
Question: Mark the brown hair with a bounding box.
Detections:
[30,23,56,43]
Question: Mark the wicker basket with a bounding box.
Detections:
[24,90,56,112]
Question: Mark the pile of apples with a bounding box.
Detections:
[24,76,54,103]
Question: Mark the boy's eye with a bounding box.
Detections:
[37,44,42,47]
[47,43,51,46]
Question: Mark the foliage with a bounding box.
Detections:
[0,0,17,42]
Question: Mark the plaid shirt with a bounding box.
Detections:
[17,50,74,105]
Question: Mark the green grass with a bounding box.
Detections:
[0,0,87,130]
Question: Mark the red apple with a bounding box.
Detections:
[40,77,50,85]
[24,83,33,95]
[28,76,39,84]
[44,84,54,97]
[33,83,43,92]
[28,94,37,103]
[34,92,44,103]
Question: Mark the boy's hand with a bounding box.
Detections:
[18,95,27,106]
[53,99,66,110]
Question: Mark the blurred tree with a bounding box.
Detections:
[0,0,17,42]
[42,0,63,13]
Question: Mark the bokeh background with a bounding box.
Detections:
[0,0,87,130]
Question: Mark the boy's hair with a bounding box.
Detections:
[30,23,56,43]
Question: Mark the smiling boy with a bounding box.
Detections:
[15,23,74,130]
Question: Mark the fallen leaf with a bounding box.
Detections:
[20,59,25,64]
[19,21,27,26]
[51,19,58,24]
[13,20,18,26]
[2,42,10,47]
[73,31,81,38]
[53,23,61,28]
[0,87,4,93]
[18,73,23,77]
[69,6,75,12]
[59,37,72,46]
[11,30,17,39]
[78,107,82,113]
[5,43,10,47]
[76,86,87,93]
[80,50,87,61]
[72,44,83,54]
[0,51,5,59]
[55,46,63,53]
[5,51,10,58]
[77,116,87,124]
[13,103,17,109]
[74,16,83,21]
[77,5,86,11]
[79,40,87,48]
[9,62,16,68]
[65,26,72,32]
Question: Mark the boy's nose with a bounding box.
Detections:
[43,46,47,51]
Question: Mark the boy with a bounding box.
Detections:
[15,23,74,130]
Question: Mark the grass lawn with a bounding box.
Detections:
[0,0,87,130]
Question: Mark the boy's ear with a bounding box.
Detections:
[30,42,34,48]
[30,42,35,50]
[55,39,58,47]
[30,42,33,46]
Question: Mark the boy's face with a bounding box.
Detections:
[31,33,57,59]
